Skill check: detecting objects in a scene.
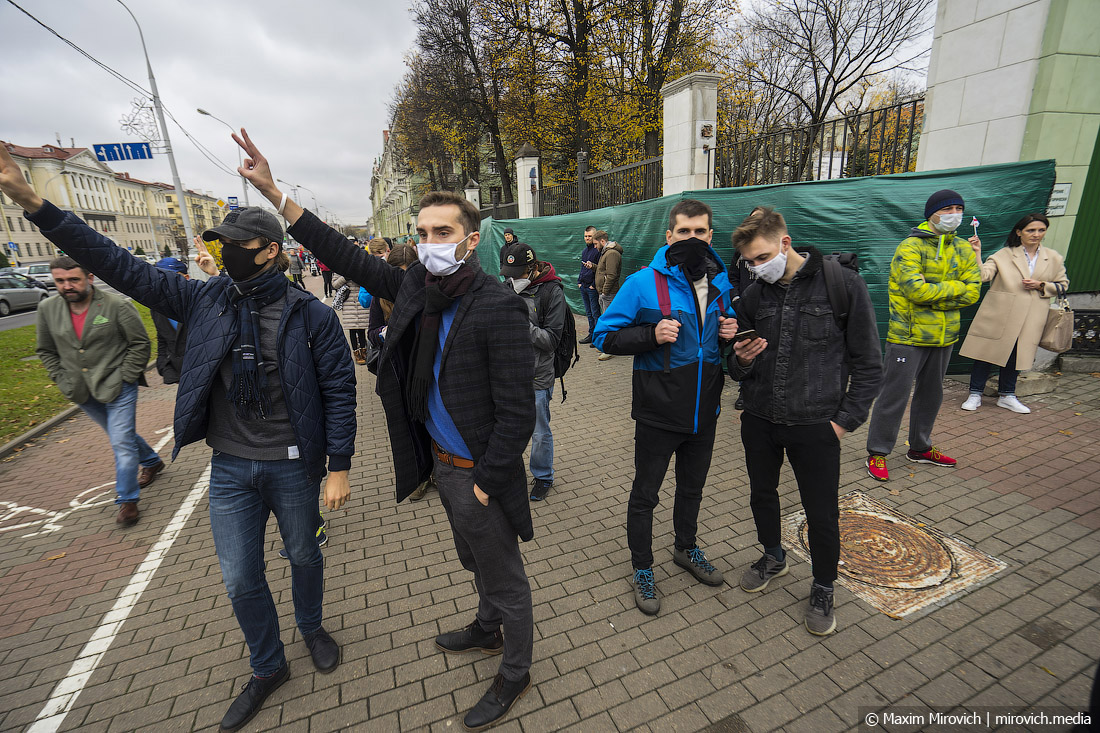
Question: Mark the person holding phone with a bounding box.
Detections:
[594,199,737,616]
[729,207,882,636]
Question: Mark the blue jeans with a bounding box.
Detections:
[530,385,554,482]
[580,286,600,336]
[209,451,324,676]
[79,381,160,504]
[969,342,1019,396]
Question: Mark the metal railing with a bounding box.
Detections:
[479,201,519,220]
[586,156,663,210]
[536,181,580,217]
[711,98,924,188]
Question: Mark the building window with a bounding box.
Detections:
[18,218,24,231]
[487,160,498,175]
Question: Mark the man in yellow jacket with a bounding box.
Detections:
[865,189,981,481]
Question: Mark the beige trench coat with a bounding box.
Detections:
[959,246,1068,369]
[331,275,372,330]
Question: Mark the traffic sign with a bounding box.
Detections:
[93,142,153,162]
[6,242,16,253]
[227,196,239,210]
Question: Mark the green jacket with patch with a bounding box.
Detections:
[36,287,150,405]
[886,221,981,347]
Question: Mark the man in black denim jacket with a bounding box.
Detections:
[728,207,882,637]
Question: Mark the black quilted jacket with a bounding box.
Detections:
[289,211,536,541]
[28,202,357,481]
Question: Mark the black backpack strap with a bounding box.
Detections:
[821,257,850,329]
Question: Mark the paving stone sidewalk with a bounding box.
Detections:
[0,308,1097,733]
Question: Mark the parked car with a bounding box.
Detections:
[0,273,50,316]
[25,263,55,290]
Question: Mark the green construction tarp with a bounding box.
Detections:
[479,159,1057,372]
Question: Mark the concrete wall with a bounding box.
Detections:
[662,72,722,197]
[919,0,1100,256]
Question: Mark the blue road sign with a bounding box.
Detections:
[93,143,153,162]
[6,242,16,253]
[227,196,239,210]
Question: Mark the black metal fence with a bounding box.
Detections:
[711,98,924,188]
[535,152,663,216]
[536,181,579,217]
[479,201,519,220]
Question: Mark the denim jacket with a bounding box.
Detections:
[730,247,882,432]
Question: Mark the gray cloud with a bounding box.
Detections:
[1,0,417,225]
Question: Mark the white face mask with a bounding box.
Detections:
[418,232,473,276]
[510,277,531,293]
[933,212,963,233]
[747,249,788,284]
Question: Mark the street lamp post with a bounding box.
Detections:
[197,108,250,206]
[115,0,194,260]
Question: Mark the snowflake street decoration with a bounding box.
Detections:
[120,97,161,145]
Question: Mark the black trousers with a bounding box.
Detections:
[740,412,841,584]
[348,328,367,350]
[321,270,334,297]
[627,420,715,570]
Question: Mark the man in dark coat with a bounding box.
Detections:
[151,257,189,384]
[233,128,536,732]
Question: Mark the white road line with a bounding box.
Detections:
[28,461,212,733]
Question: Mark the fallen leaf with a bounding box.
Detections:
[1059,430,1073,436]
[55,438,70,444]
[1040,665,1057,677]
[45,552,66,561]
[888,489,900,496]
[988,432,999,436]
[1075,413,1083,416]
[916,522,927,527]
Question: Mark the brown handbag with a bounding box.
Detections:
[1040,284,1073,353]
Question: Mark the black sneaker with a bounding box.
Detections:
[435,620,503,655]
[219,663,290,732]
[303,627,340,673]
[463,672,532,731]
[530,479,552,501]
[579,335,592,344]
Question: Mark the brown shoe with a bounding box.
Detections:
[353,348,367,366]
[138,460,165,488]
[116,502,140,526]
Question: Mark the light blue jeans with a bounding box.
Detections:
[208,451,324,676]
[78,381,161,504]
[530,385,554,482]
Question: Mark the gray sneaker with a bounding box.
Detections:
[739,552,789,592]
[631,568,660,615]
[673,546,724,586]
[805,583,837,636]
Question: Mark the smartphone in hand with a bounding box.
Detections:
[734,329,758,343]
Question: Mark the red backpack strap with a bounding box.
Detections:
[653,270,672,374]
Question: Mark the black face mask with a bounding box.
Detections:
[666,237,711,281]
[221,242,270,281]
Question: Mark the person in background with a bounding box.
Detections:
[865,189,980,481]
[151,257,190,385]
[593,231,623,361]
[960,213,1069,413]
[578,225,601,344]
[288,247,305,288]
[318,257,334,298]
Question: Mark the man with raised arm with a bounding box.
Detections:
[230,130,537,731]
[0,141,356,733]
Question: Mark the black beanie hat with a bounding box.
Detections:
[925,189,964,219]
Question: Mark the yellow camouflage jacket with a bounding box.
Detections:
[887,221,980,347]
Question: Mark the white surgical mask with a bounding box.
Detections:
[510,277,531,293]
[747,250,788,284]
[418,232,473,276]
[933,212,963,233]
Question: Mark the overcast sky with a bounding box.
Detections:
[1,0,417,225]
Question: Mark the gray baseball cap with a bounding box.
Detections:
[202,207,283,244]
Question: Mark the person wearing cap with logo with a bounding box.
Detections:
[864,189,981,482]
[229,129,537,731]
[0,140,357,733]
[500,242,567,502]
[593,199,738,616]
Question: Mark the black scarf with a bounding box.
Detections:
[227,266,289,419]
[666,238,714,282]
[406,265,477,422]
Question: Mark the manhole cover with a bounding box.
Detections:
[799,510,955,590]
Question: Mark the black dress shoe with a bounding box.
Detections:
[303,627,340,673]
[463,672,532,731]
[578,335,592,344]
[588,342,597,348]
[219,663,290,732]
[435,620,503,655]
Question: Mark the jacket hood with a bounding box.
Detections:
[791,246,824,281]
[909,220,956,241]
[603,241,623,255]
[649,241,726,279]
[530,261,561,286]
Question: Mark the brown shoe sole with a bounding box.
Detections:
[434,640,503,656]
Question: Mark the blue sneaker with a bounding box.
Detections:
[631,568,660,615]
[279,524,328,560]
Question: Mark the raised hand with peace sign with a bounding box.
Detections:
[192,235,219,277]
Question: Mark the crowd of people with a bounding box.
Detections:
[0,131,1071,731]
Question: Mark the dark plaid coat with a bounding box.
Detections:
[290,212,536,540]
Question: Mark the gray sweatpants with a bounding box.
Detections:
[866,343,953,456]
[433,455,533,682]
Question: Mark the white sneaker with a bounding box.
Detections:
[997,395,1031,414]
[961,394,982,411]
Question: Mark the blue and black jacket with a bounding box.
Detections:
[593,244,734,434]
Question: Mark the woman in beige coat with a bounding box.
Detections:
[959,213,1068,413]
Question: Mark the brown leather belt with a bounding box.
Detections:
[432,440,475,469]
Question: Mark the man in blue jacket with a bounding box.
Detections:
[594,199,738,615]
[0,142,355,733]
[577,225,600,343]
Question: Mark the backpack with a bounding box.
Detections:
[652,269,730,374]
[537,281,580,403]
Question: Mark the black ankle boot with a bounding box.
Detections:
[218,663,290,732]
[435,620,503,655]
[462,672,531,731]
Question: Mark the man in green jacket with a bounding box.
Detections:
[865,190,981,481]
[37,256,164,525]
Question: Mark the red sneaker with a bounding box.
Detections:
[906,447,956,467]
[866,455,889,481]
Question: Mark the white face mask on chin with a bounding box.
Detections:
[418,232,473,276]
